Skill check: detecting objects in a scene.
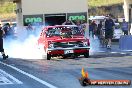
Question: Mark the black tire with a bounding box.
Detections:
[80,78,87,86]
[79,78,91,86]
[63,55,67,59]
[84,52,89,58]
[47,54,51,60]
[3,55,8,60]
[73,54,78,58]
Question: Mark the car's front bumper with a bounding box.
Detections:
[48,46,90,51]
[47,46,90,55]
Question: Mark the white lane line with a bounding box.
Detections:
[122,50,132,52]
[0,62,57,88]
[0,77,13,85]
[110,52,118,54]
[0,69,22,84]
[120,53,126,55]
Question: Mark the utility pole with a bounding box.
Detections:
[128,4,132,35]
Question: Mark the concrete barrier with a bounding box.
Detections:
[119,35,132,51]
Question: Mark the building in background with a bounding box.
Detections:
[12,0,88,28]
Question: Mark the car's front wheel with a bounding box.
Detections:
[84,52,89,58]
[73,54,78,58]
[47,54,51,60]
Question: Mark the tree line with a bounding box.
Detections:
[0,0,16,14]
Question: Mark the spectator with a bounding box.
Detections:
[76,20,84,33]
[26,24,34,35]
[89,20,93,37]
[97,21,105,47]
[105,15,115,48]
[121,19,128,35]
[2,23,13,38]
[0,26,8,60]
[11,23,17,38]
[97,21,103,38]
[91,20,97,38]
[0,24,2,29]
[62,20,75,25]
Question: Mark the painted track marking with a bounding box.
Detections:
[0,69,22,84]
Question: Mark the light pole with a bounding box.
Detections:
[128,4,132,35]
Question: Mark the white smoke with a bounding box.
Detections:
[3,26,45,59]
[85,28,101,55]
[89,35,101,55]
[3,25,101,59]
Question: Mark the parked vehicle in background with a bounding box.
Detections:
[113,23,123,40]
[38,25,90,60]
[89,16,106,25]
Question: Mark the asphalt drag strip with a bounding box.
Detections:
[0,50,131,88]
[0,69,22,85]
[0,61,57,88]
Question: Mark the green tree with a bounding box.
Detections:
[88,0,123,7]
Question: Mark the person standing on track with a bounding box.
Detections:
[105,15,115,48]
[0,24,8,60]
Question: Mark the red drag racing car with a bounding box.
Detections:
[38,25,90,60]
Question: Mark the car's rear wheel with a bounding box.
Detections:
[47,54,51,60]
[84,52,89,58]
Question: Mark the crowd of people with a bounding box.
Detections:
[60,17,129,49]
[89,15,129,49]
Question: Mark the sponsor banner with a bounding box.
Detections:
[67,12,87,23]
[23,14,43,26]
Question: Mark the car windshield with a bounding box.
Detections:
[46,26,83,37]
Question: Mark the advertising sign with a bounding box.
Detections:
[23,14,43,26]
[67,12,87,23]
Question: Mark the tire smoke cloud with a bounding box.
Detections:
[4,25,44,59]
